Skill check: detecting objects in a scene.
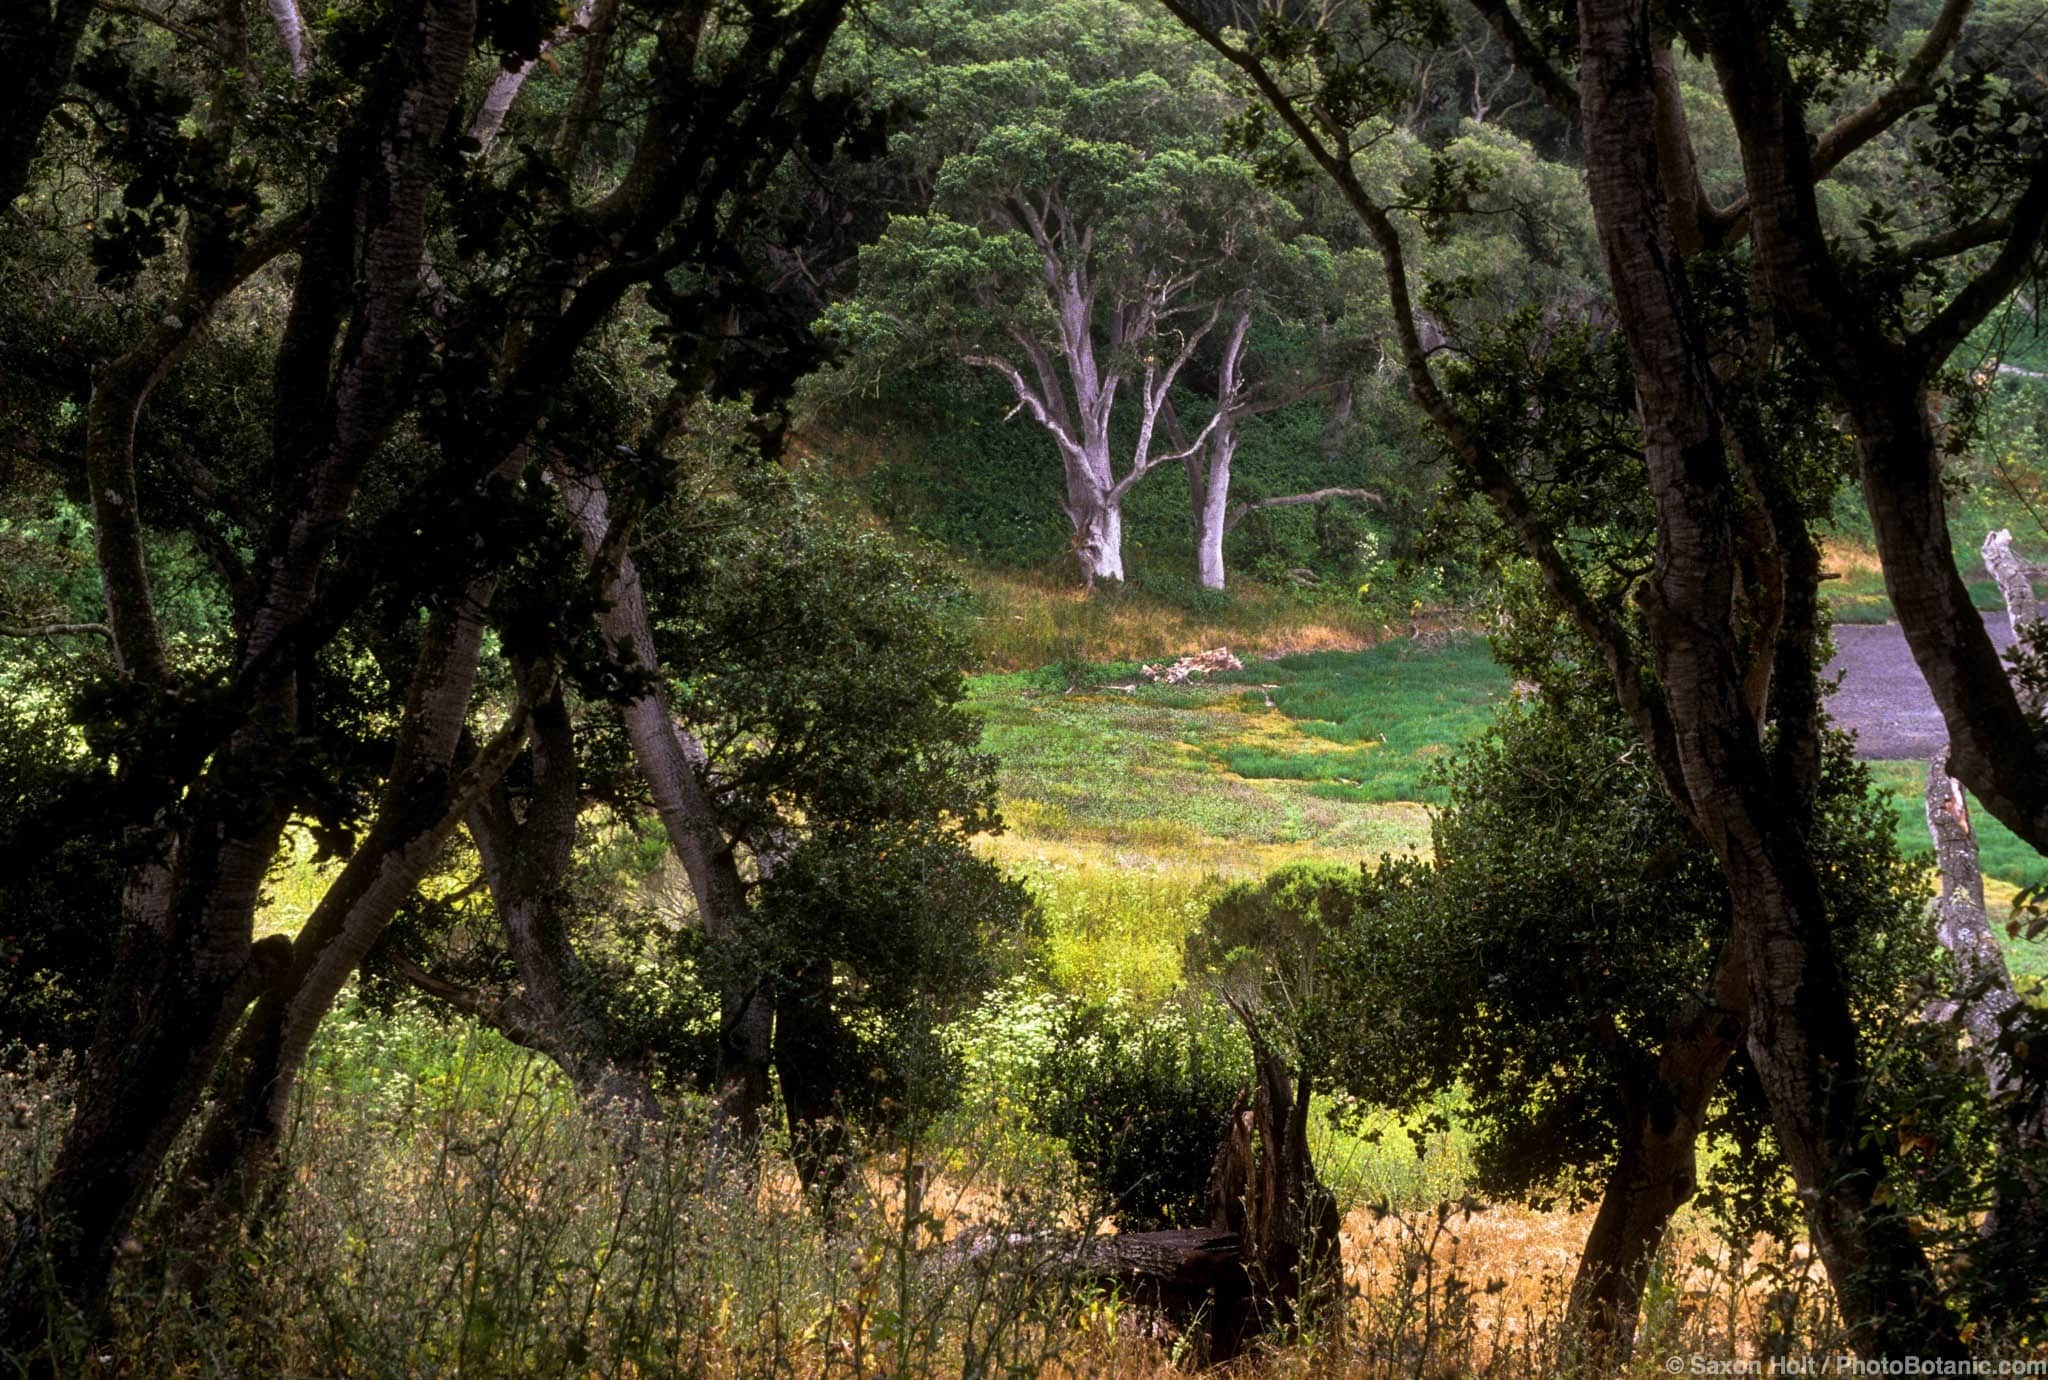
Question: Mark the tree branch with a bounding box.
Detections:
[1464,0,1579,120]
[0,621,113,641]
[1812,0,1974,178]
[1911,155,2048,370]
[92,0,206,44]
[1708,0,1977,235]
[1224,487,1384,533]
[469,0,602,152]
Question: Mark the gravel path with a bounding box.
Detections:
[1826,614,2013,760]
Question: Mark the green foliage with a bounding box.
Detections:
[1205,693,1966,1227]
[1024,997,1248,1230]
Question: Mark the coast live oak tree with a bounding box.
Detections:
[827,0,1375,588]
[0,0,861,1345]
[1163,0,2045,1357]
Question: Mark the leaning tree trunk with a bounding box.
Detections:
[162,578,529,1247]
[0,0,92,208]
[1568,948,1745,1364]
[557,469,775,1142]
[1924,537,2048,1294]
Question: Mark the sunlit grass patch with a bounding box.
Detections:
[257,823,345,940]
[968,638,1504,872]
[964,565,1384,670]
[1822,536,2026,624]
[1312,1094,1477,1213]
[1008,861,1221,1004]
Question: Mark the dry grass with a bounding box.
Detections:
[965,567,1385,671]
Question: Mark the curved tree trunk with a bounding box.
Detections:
[0,0,92,208]
[557,469,774,1143]
[1568,949,1744,1364]
[163,578,527,1240]
[1577,0,1958,1355]
[467,685,660,1124]
[775,958,853,1207]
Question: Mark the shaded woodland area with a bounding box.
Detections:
[1,0,2046,1371]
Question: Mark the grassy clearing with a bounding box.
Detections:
[968,637,1508,997]
[1824,561,2009,625]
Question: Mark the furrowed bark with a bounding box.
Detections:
[1578,0,1956,1354]
[248,0,481,669]
[0,9,483,1338]
[555,0,622,171]
[0,0,93,208]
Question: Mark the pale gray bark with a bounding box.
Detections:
[962,226,1228,587]
[1193,311,1250,590]
[1924,756,2029,1095]
[555,468,774,1139]
[1178,311,1371,590]
[468,0,601,151]
[266,0,310,76]
[1982,529,2044,716]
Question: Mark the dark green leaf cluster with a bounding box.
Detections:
[1025,999,1249,1230]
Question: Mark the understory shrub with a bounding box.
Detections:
[1024,999,1248,1231]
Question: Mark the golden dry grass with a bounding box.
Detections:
[966,567,1385,671]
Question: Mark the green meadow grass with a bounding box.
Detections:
[969,635,2048,993]
[1826,565,2008,625]
[966,637,1510,999]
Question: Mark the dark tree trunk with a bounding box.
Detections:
[1576,0,1959,1355]
[1044,1040,1340,1366]
[1568,950,1744,1363]
[1698,1,2048,853]
[1200,1039,1343,1360]
[775,959,853,1206]
[0,0,92,208]
[164,578,524,1244]
[468,685,660,1123]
